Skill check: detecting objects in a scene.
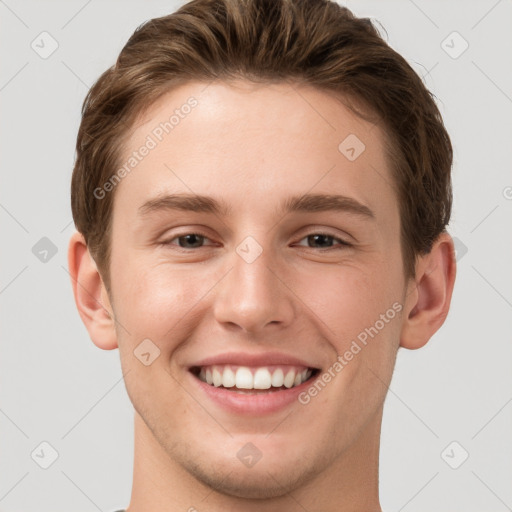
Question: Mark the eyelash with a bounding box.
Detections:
[160,231,352,251]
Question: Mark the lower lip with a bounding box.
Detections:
[188,371,318,415]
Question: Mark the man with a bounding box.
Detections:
[68,0,456,510]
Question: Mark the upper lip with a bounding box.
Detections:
[189,351,320,370]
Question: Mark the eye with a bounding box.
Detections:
[295,233,351,250]
[162,232,213,249]
[161,231,352,251]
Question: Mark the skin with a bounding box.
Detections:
[68,80,456,512]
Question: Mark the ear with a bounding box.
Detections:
[67,231,118,350]
[399,231,457,350]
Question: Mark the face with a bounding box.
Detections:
[107,80,407,498]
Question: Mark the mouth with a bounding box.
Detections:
[187,352,322,414]
[189,364,320,394]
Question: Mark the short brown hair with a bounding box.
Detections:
[71,0,453,292]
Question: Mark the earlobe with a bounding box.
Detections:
[399,232,457,350]
[67,231,118,350]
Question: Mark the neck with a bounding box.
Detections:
[126,409,383,512]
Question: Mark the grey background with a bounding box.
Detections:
[1,0,511,511]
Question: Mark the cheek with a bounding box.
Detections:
[110,262,196,414]
[110,257,207,341]
[293,261,402,345]
[293,259,403,410]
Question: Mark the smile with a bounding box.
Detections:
[191,364,319,393]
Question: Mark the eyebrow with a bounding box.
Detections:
[138,193,375,220]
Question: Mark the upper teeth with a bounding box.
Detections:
[198,365,313,390]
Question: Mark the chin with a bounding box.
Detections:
[185,459,310,499]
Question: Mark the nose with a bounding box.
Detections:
[212,241,295,334]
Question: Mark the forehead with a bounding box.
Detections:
[128,79,383,155]
[114,79,398,228]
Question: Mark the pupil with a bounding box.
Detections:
[179,234,203,248]
[309,234,331,248]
